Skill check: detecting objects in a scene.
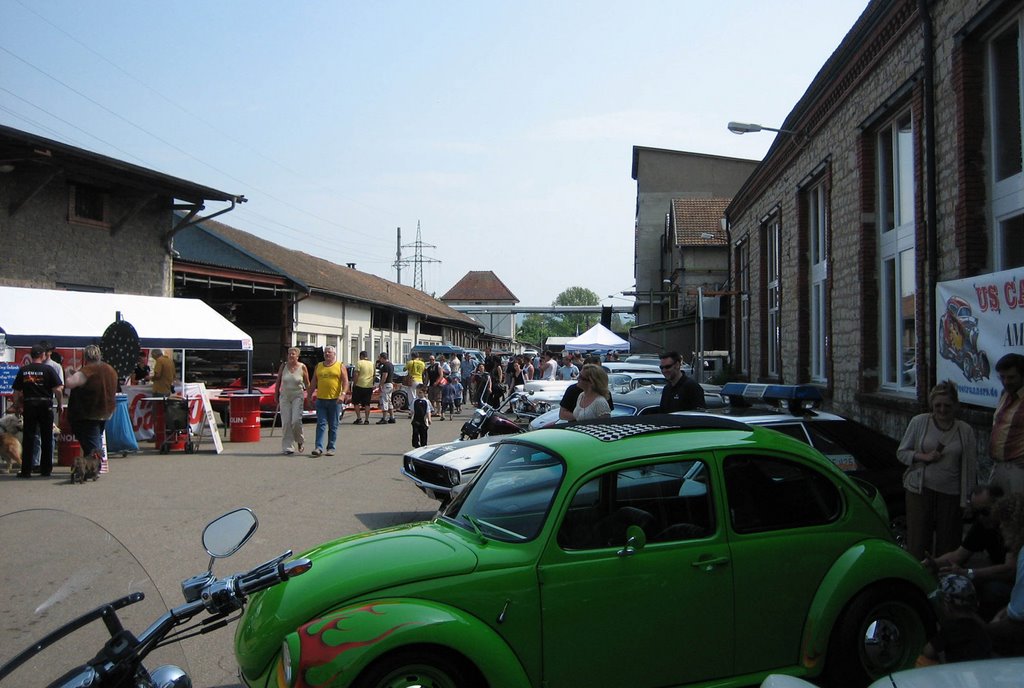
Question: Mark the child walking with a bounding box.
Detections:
[411,384,432,448]
[450,376,464,414]
[441,374,459,420]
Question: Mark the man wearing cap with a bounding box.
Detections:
[920,574,991,663]
[29,341,64,471]
[11,345,63,478]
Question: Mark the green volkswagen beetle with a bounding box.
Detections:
[235,416,935,688]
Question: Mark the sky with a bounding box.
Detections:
[1,0,869,308]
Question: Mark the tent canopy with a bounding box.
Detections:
[0,286,253,350]
[563,323,630,352]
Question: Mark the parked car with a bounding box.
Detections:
[402,435,500,503]
[602,360,664,375]
[762,658,1024,688]
[678,382,907,541]
[236,415,935,688]
[403,386,716,505]
[607,371,665,394]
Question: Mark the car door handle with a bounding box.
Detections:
[690,556,730,572]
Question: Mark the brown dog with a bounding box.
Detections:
[71,450,101,484]
[0,413,23,474]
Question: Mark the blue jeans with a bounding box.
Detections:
[71,419,106,457]
[315,398,339,451]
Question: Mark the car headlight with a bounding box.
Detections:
[276,634,300,687]
[447,467,461,485]
[404,457,415,474]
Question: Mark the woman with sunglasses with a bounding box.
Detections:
[573,364,612,421]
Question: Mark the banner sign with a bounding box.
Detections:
[0,363,18,395]
[936,267,1024,408]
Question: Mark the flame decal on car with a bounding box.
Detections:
[292,604,420,687]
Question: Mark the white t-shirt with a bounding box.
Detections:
[542,359,558,380]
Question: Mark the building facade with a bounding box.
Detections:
[631,147,758,353]
[0,124,242,296]
[726,0,1023,450]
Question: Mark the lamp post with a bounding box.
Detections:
[727,121,798,135]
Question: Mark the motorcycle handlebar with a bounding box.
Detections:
[236,558,312,598]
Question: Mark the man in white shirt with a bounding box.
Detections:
[541,351,558,380]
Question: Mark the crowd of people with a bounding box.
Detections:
[895,353,1024,663]
[9,341,119,478]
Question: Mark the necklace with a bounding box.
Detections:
[932,415,955,432]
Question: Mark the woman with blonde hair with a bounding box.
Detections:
[275,347,310,455]
[573,364,612,420]
[898,380,977,559]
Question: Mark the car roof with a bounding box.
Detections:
[515,415,828,476]
[603,361,662,373]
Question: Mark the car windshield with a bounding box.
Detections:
[444,442,564,543]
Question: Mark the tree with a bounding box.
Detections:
[552,286,600,336]
[518,313,555,348]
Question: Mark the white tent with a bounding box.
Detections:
[0,286,253,350]
[563,323,629,352]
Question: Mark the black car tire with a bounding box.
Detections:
[823,582,930,686]
[353,649,474,688]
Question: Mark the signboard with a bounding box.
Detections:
[0,363,18,395]
[935,267,1024,408]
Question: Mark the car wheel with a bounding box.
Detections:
[392,391,409,411]
[354,649,470,688]
[823,584,929,686]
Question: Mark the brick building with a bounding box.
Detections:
[725,0,1023,448]
[0,124,242,296]
[631,146,757,353]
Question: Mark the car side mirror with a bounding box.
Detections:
[618,525,647,557]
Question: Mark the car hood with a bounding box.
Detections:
[406,435,498,462]
[235,521,479,679]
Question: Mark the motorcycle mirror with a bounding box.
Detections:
[202,508,258,559]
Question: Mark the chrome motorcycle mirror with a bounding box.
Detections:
[202,508,258,559]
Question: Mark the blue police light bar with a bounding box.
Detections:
[720,383,824,403]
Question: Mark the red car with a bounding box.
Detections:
[222,374,316,422]
[222,373,398,421]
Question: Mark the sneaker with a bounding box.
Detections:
[283,450,294,455]
[325,449,335,456]
[353,419,363,425]
[388,418,396,424]
[376,419,388,425]
[310,449,322,457]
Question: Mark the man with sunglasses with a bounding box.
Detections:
[658,351,704,412]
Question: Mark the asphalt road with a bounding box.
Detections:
[1,408,466,687]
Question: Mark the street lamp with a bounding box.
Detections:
[727,121,799,136]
